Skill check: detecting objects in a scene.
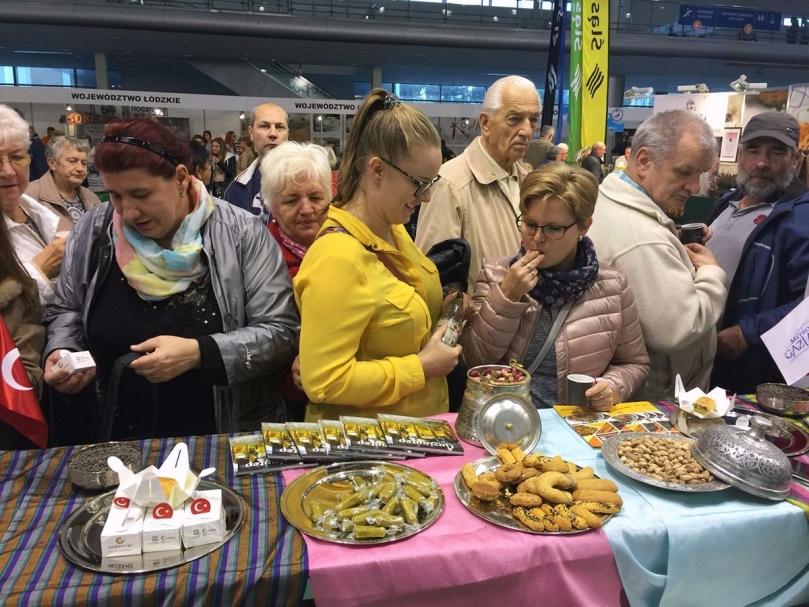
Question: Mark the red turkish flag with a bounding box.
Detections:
[0,316,47,448]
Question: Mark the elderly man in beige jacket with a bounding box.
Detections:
[588,110,727,400]
[415,75,540,294]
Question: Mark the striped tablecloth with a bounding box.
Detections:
[0,435,307,606]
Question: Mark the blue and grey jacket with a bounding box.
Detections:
[709,177,809,391]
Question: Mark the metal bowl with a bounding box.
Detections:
[68,442,143,491]
[691,416,792,500]
[756,383,809,417]
[476,393,541,455]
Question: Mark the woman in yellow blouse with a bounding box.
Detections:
[294,89,462,421]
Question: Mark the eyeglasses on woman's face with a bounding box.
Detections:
[516,215,578,240]
[380,157,441,197]
[0,152,31,169]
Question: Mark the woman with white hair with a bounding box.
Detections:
[26,135,101,232]
[260,141,332,417]
[0,104,65,309]
[260,141,332,279]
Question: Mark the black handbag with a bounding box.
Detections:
[425,238,472,294]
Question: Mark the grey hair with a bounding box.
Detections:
[322,145,337,169]
[633,110,717,166]
[482,76,540,115]
[546,145,561,162]
[557,142,569,150]
[540,125,555,138]
[250,102,288,127]
[260,141,332,211]
[46,136,90,162]
[0,104,30,151]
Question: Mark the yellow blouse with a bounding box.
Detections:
[294,206,449,421]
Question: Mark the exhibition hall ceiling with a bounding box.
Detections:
[0,18,808,95]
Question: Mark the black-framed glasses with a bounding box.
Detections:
[381,157,441,197]
[516,216,578,240]
[0,152,32,169]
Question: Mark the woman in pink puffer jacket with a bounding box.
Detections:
[461,163,650,410]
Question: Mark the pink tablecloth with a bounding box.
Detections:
[282,413,626,607]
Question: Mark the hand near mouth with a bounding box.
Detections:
[500,249,542,302]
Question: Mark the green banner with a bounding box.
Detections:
[568,0,583,162]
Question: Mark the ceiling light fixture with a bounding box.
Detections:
[624,86,654,99]
[65,104,72,112]
[677,83,710,93]
[730,74,767,92]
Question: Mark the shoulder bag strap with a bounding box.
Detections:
[525,301,573,376]
[99,352,159,442]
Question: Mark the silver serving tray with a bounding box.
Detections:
[453,455,613,534]
[58,479,245,574]
[601,432,731,492]
[280,460,444,545]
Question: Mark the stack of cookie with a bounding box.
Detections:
[460,448,622,532]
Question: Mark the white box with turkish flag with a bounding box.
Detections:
[100,492,145,558]
[142,501,185,553]
[181,489,225,548]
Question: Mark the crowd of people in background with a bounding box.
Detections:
[2,72,807,451]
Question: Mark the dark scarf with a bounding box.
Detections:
[510,236,599,307]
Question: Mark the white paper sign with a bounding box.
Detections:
[761,296,809,385]
[653,92,730,135]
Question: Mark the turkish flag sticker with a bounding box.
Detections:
[153,503,174,519]
[190,498,211,515]
[113,497,130,508]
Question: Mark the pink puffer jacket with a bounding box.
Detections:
[461,257,650,403]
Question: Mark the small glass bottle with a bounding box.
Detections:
[439,290,464,347]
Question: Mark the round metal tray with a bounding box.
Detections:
[58,479,245,574]
[280,460,444,545]
[728,409,809,457]
[601,432,731,492]
[453,455,614,534]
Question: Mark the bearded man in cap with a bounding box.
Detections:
[706,112,809,393]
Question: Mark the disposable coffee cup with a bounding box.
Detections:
[680,223,704,245]
[567,374,595,408]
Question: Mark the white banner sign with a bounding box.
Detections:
[652,92,730,135]
[0,86,478,118]
[761,296,809,386]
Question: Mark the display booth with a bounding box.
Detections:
[0,86,495,194]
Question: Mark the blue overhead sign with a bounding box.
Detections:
[678,5,781,32]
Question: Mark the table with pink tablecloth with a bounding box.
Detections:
[282,413,627,607]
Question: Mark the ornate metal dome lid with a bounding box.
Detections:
[691,416,792,500]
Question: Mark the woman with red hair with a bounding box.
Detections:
[42,118,299,441]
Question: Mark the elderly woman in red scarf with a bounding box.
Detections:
[261,141,331,278]
[261,141,331,417]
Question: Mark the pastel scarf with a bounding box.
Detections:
[511,236,599,307]
[113,177,215,301]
